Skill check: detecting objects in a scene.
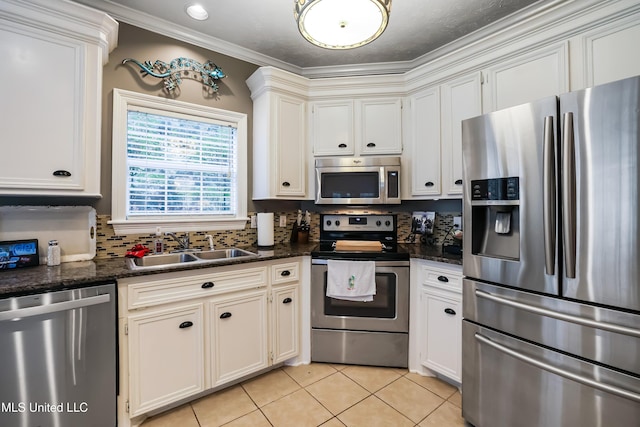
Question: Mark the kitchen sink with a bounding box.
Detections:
[193,248,257,260]
[128,252,199,268]
[126,248,258,270]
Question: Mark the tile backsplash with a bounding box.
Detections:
[95,210,462,258]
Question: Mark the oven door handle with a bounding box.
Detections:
[311,258,409,267]
[475,333,640,403]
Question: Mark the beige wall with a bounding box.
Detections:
[97,23,260,215]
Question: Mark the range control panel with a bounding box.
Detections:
[471,177,520,201]
[322,214,395,232]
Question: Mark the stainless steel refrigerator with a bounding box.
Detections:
[461,75,640,427]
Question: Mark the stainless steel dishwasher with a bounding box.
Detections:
[0,282,117,427]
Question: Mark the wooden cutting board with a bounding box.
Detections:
[334,240,383,252]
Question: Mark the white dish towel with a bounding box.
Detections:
[326,259,376,302]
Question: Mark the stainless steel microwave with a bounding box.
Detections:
[315,157,401,205]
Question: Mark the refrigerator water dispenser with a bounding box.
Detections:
[470,178,520,261]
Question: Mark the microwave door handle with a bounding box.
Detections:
[562,112,577,279]
[543,116,556,276]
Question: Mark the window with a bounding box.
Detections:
[110,89,248,234]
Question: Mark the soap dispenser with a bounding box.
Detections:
[154,228,164,254]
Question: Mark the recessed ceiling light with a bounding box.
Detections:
[185,4,209,21]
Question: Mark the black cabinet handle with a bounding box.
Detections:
[437,275,449,283]
[338,143,347,148]
[366,142,376,148]
[444,308,456,316]
[220,312,232,319]
[282,181,291,187]
[282,297,293,304]
[425,181,434,187]
[280,270,291,277]
[53,170,72,177]
[454,179,463,185]
[201,281,215,289]
[179,321,193,329]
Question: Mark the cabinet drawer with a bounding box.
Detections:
[422,265,462,293]
[271,261,300,285]
[127,265,268,310]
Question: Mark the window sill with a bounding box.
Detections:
[109,218,249,235]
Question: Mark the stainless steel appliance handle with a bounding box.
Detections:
[476,289,640,338]
[475,333,640,403]
[562,112,577,278]
[543,115,556,275]
[311,259,410,267]
[0,293,111,321]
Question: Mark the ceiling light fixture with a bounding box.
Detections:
[294,0,391,49]
[185,4,209,21]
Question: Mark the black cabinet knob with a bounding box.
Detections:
[282,297,293,304]
[454,179,463,185]
[425,181,434,187]
[179,321,193,329]
[366,142,376,148]
[201,281,215,289]
[280,270,291,276]
[444,308,456,316]
[53,170,72,177]
[338,143,347,148]
[282,181,291,187]
[220,312,232,319]
[437,275,449,283]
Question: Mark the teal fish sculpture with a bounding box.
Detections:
[122,57,226,92]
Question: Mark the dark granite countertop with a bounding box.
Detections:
[0,242,461,297]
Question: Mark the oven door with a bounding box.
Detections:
[311,259,409,333]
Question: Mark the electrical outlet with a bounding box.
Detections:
[250,215,257,228]
[279,215,287,227]
[453,216,462,229]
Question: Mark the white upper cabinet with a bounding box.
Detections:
[441,73,482,196]
[247,68,308,200]
[483,42,569,112]
[0,0,117,196]
[358,98,403,155]
[311,97,402,156]
[403,72,481,199]
[577,13,640,87]
[404,86,442,197]
[311,100,354,155]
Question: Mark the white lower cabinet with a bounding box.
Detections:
[210,290,269,386]
[272,284,300,364]
[128,303,205,417]
[118,258,302,426]
[419,288,462,382]
[410,259,462,384]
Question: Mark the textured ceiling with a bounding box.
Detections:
[74,0,546,73]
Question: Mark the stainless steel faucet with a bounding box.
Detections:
[165,232,190,251]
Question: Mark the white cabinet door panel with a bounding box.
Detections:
[485,42,568,111]
[128,303,205,416]
[582,17,640,87]
[210,290,268,386]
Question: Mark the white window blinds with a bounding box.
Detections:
[126,109,238,217]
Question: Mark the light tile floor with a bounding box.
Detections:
[141,363,464,427]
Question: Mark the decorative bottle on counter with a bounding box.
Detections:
[47,240,61,266]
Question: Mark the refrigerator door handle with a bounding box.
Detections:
[543,115,556,275]
[475,333,640,403]
[562,112,577,278]
[475,289,640,338]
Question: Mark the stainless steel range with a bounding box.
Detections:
[311,214,410,368]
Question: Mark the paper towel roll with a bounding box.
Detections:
[257,213,274,247]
